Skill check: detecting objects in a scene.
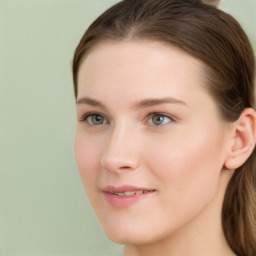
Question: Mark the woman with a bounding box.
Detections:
[72,0,256,255]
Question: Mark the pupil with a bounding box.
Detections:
[93,115,103,124]
[153,115,163,124]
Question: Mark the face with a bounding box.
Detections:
[74,41,231,245]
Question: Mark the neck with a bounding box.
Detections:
[124,170,236,256]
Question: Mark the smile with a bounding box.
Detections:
[102,186,156,207]
[109,190,155,196]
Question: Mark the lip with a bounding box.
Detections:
[102,185,156,208]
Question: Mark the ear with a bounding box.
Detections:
[224,108,256,170]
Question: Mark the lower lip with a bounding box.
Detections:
[103,191,156,208]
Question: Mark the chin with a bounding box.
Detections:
[101,223,140,244]
[101,220,167,246]
[105,231,149,246]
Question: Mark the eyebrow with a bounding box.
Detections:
[132,97,188,109]
[76,97,105,108]
[76,97,188,109]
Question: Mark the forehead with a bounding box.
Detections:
[77,40,210,106]
[78,40,203,79]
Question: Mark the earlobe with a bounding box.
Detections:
[224,108,256,170]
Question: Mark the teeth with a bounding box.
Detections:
[110,190,154,196]
[124,191,137,196]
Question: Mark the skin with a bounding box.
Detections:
[74,40,238,256]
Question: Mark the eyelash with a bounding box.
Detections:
[79,112,175,127]
[79,112,109,125]
[147,113,174,126]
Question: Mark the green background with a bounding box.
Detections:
[1,0,255,255]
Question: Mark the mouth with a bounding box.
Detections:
[109,189,156,197]
[102,186,156,207]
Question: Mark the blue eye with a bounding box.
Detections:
[148,114,172,126]
[85,114,107,125]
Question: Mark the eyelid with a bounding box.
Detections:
[79,112,109,123]
[78,111,176,126]
[146,112,175,126]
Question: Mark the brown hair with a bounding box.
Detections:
[72,0,256,255]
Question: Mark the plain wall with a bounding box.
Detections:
[1,1,255,255]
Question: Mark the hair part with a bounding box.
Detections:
[72,1,256,255]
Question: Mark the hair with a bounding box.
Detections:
[72,0,256,255]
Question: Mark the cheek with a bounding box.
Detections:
[136,130,226,237]
[74,132,102,187]
[144,128,225,201]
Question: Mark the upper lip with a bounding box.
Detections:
[102,185,156,193]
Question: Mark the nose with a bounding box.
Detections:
[100,124,140,173]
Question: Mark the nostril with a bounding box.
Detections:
[100,147,139,172]
[119,166,132,170]
[101,156,139,172]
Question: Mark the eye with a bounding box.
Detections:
[148,114,173,126]
[83,114,108,125]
